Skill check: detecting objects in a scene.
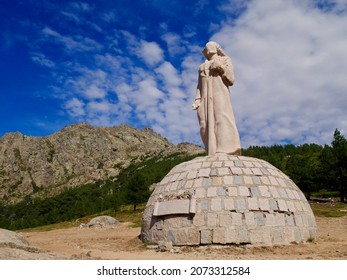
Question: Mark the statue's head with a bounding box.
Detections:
[202,41,226,59]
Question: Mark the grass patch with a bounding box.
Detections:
[19,204,145,232]
[113,203,146,228]
[311,202,347,218]
[19,221,77,232]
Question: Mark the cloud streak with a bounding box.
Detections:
[212,0,347,147]
[13,0,347,148]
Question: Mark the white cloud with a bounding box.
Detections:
[64,98,85,117]
[210,0,347,147]
[31,52,55,68]
[42,26,102,52]
[161,32,186,56]
[137,40,164,66]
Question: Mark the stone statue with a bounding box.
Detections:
[192,41,241,155]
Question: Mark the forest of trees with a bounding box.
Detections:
[242,129,347,202]
[0,129,346,230]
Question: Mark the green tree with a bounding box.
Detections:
[331,129,347,202]
[125,173,150,211]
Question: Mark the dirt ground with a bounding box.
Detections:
[22,215,347,260]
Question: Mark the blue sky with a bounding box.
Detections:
[1,0,347,147]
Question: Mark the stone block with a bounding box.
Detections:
[207,187,217,197]
[261,176,270,185]
[230,167,242,175]
[269,186,280,198]
[293,228,302,242]
[207,212,218,227]
[258,185,271,197]
[185,180,193,189]
[200,229,212,244]
[285,214,295,226]
[286,189,296,199]
[202,161,211,168]
[218,154,229,161]
[193,178,203,188]
[170,173,180,181]
[269,176,279,186]
[238,186,250,196]
[167,230,177,243]
[219,213,231,227]
[259,198,270,211]
[225,228,238,243]
[198,168,211,177]
[286,200,296,212]
[275,213,285,226]
[198,199,209,212]
[211,198,222,211]
[187,228,200,245]
[252,176,262,185]
[212,161,223,167]
[294,214,303,227]
[278,188,288,198]
[158,241,173,252]
[164,216,182,228]
[227,186,238,196]
[244,212,256,227]
[250,186,260,197]
[277,199,288,212]
[238,228,250,243]
[277,178,287,187]
[224,198,235,211]
[217,186,227,196]
[223,176,233,185]
[265,213,276,226]
[209,168,217,176]
[260,168,270,175]
[271,228,284,244]
[187,170,198,179]
[251,168,263,176]
[244,176,253,185]
[154,199,195,216]
[254,212,266,226]
[193,213,205,227]
[212,177,223,186]
[249,229,264,243]
[243,161,254,167]
[218,167,230,176]
[202,178,213,187]
[213,228,226,244]
[152,230,165,243]
[155,219,163,230]
[224,161,234,167]
[178,172,188,180]
[243,168,253,175]
[234,160,243,167]
[231,212,243,226]
[247,197,259,210]
[294,201,303,211]
[195,188,206,198]
[235,197,247,211]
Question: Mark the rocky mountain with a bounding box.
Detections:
[0,123,203,205]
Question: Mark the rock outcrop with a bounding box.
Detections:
[0,123,203,204]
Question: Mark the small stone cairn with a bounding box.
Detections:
[141,155,317,246]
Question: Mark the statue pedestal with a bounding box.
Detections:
[141,155,317,246]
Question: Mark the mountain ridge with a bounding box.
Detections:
[0,123,204,205]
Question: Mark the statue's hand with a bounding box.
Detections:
[210,59,224,74]
[192,99,200,110]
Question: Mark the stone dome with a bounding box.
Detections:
[141,154,317,246]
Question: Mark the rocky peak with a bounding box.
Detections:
[0,123,203,205]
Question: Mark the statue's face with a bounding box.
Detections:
[204,43,217,60]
